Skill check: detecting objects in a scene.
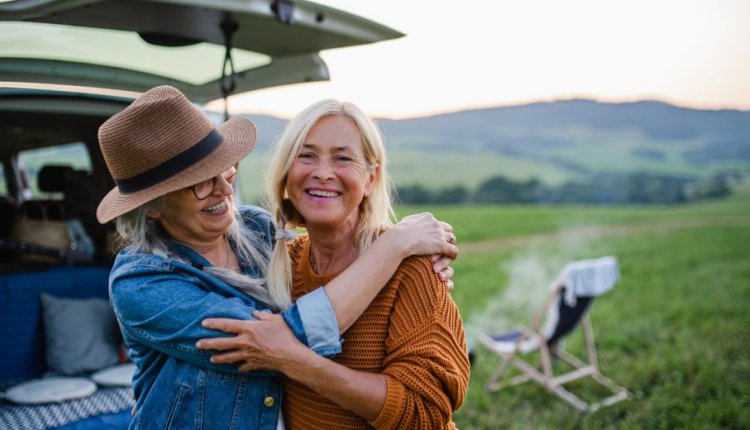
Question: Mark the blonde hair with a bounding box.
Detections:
[265,99,395,297]
[115,197,288,310]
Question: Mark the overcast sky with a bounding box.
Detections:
[207,0,750,119]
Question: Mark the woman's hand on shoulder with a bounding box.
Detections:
[384,212,458,290]
[386,213,458,259]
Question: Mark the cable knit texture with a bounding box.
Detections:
[283,235,470,429]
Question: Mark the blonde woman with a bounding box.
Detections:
[200,100,469,429]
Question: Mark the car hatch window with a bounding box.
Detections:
[17,142,91,199]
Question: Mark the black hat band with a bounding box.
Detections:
[115,128,222,194]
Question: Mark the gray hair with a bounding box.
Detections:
[115,197,290,310]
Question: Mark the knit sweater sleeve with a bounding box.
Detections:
[370,256,470,430]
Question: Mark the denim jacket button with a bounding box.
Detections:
[264,396,275,407]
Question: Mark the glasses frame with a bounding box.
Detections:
[190,165,238,200]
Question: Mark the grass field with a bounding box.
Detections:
[395,183,750,429]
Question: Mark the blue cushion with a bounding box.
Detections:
[0,266,111,380]
[41,293,120,375]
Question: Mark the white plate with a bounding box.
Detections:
[90,363,136,387]
[4,377,97,404]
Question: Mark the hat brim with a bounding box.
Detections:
[96,117,257,223]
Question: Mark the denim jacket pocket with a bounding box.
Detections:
[165,382,192,430]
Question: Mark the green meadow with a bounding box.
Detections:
[395,183,750,429]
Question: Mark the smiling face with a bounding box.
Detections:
[286,115,378,232]
[149,165,237,246]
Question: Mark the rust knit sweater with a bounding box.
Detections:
[283,235,470,430]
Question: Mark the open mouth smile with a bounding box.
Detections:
[203,199,229,214]
[306,189,341,198]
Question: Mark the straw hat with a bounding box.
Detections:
[96,85,256,223]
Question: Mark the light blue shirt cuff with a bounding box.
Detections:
[296,287,342,357]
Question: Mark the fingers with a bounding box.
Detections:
[202,318,250,334]
[433,256,454,274]
[196,336,243,351]
[238,363,264,372]
[431,245,458,262]
[438,265,455,282]
[439,221,457,257]
[209,350,246,364]
[443,243,459,260]
[445,280,455,292]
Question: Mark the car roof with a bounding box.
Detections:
[0,0,403,103]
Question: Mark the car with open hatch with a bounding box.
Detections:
[0,1,401,428]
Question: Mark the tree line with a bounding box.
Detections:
[395,172,734,205]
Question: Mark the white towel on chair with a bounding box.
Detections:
[560,256,620,305]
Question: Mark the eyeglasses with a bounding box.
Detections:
[191,165,238,200]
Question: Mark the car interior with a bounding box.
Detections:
[0,1,402,428]
[0,89,129,270]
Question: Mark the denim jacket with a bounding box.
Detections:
[110,206,341,430]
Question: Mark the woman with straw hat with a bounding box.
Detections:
[97,86,458,429]
[197,99,469,429]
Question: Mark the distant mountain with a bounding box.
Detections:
[242,99,750,155]
[381,99,750,141]
[234,99,750,200]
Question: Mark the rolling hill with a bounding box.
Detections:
[235,99,750,203]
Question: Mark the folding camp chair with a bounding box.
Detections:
[478,256,630,412]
